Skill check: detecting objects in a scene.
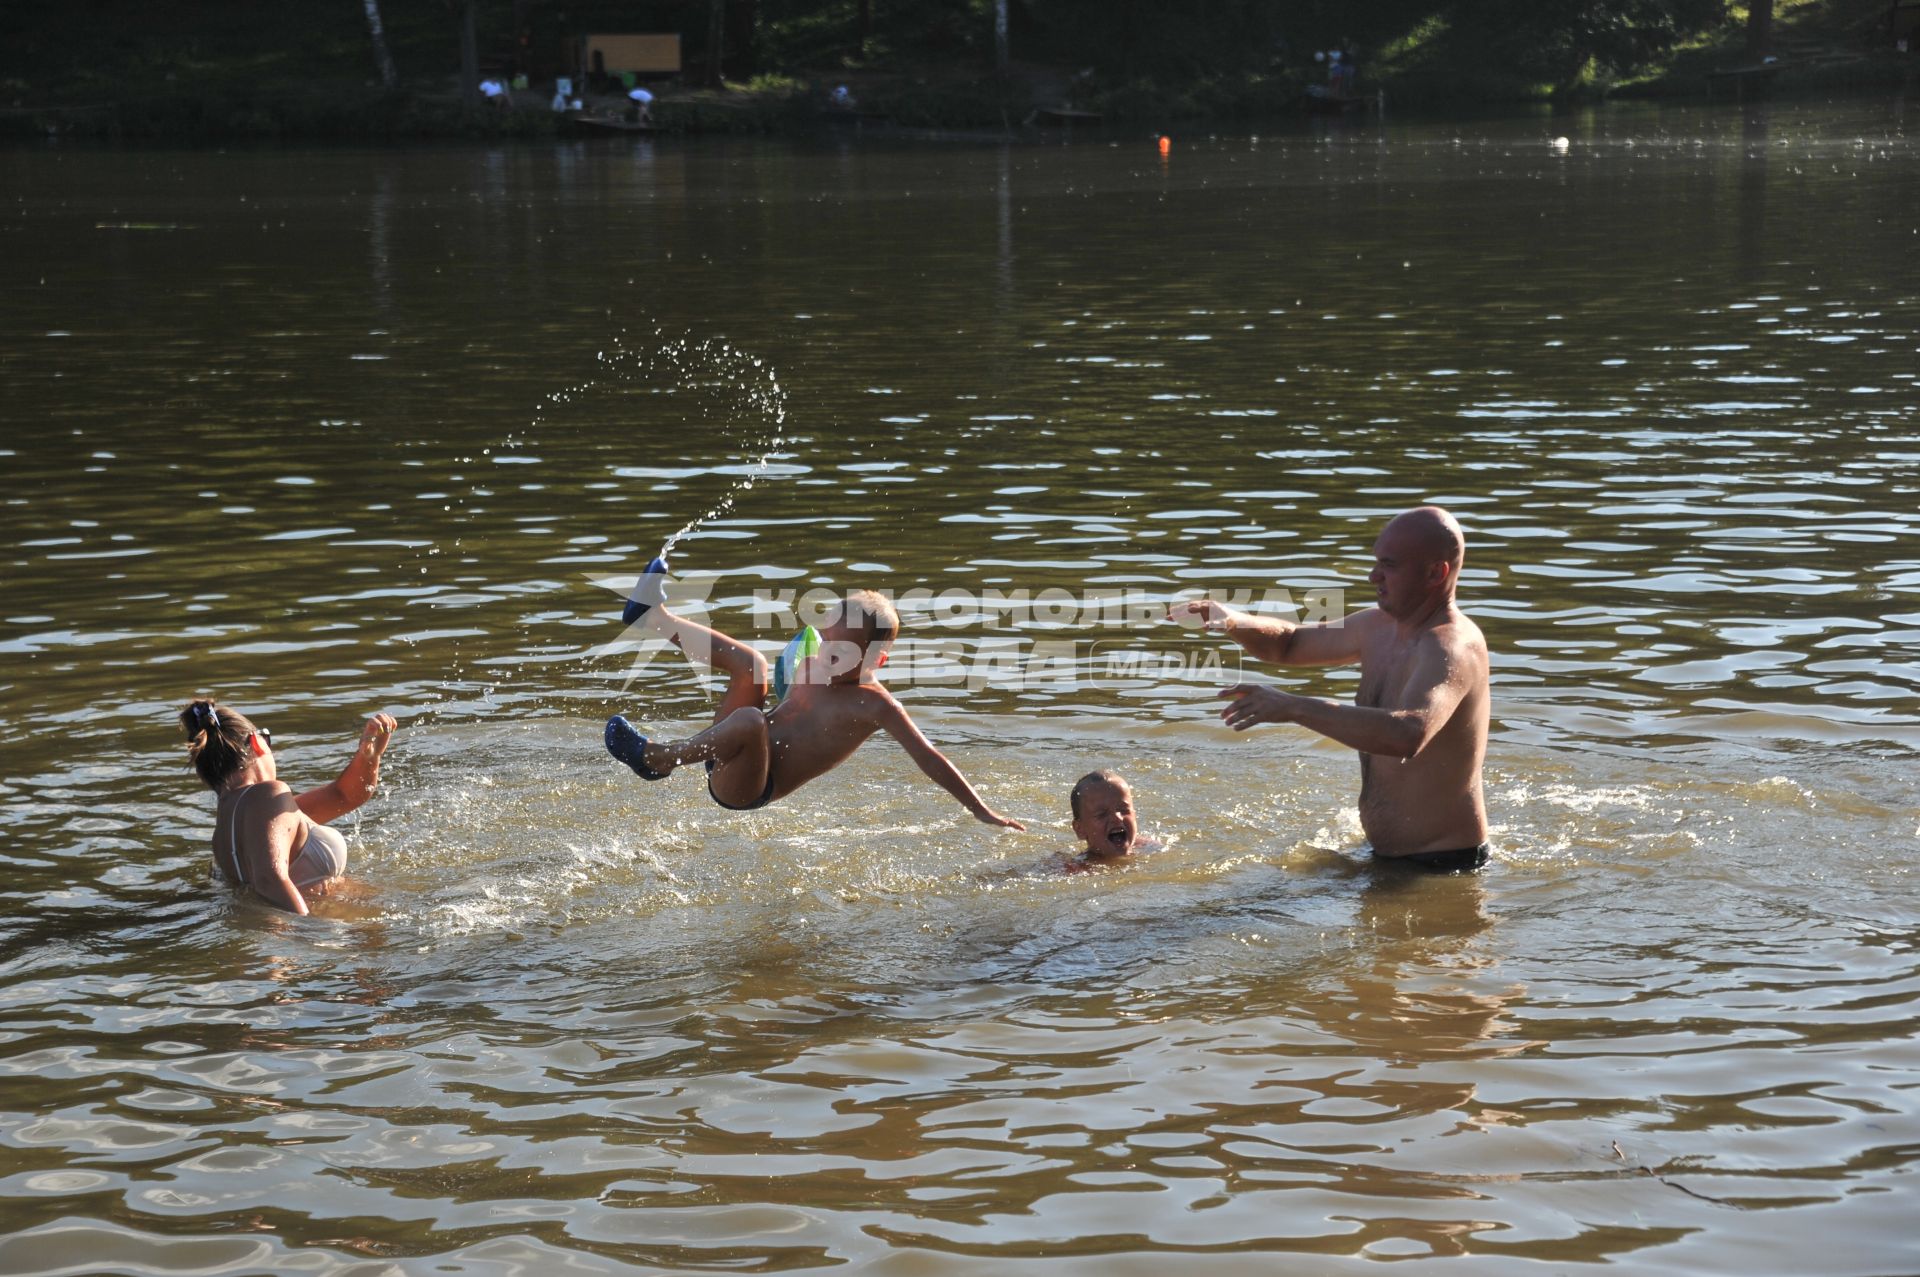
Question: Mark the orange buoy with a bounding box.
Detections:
[1157,135,1171,157]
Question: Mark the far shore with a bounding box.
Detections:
[5,53,1913,148]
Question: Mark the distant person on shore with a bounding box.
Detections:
[1170,507,1491,871]
[1065,769,1157,871]
[627,86,654,124]
[179,700,398,914]
[1327,49,1359,95]
[606,560,1024,829]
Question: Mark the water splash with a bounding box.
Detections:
[521,328,789,562]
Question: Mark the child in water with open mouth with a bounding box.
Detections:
[1066,769,1156,870]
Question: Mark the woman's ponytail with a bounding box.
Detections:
[179,699,258,789]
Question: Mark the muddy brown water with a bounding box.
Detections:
[0,99,1916,1274]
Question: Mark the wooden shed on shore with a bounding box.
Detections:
[578,33,682,87]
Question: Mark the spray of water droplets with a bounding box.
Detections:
[517,329,789,562]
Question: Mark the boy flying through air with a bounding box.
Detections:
[606,559,1025,828]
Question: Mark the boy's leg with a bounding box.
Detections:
[644,606,768,723]
[667,705,771,807]
[611,698,771,786]
[613,606,771,796]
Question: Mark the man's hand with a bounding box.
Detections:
[1167,597,1244,632]
[1218,683,1302,731]
[977,809,1027,831]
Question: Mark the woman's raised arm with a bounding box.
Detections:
[294,714,398,826]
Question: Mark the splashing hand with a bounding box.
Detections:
[360,713,399,758]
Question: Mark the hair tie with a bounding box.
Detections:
[196,703,219,730]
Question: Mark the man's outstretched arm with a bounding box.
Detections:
[1168,598,1371,667]
[1218,642,1468,758]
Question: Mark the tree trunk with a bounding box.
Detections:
[995,0,1009,73]
[1746,0,1773,58]
[364,0,399,89]
[706,0,726,86]
[728,0,759,78]
[460,0,480,109]
[857,0,873,57]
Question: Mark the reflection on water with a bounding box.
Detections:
[0,99,1916,1273]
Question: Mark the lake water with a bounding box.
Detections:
[1,99,1917,1274]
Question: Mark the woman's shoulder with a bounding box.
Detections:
[231,779,295,799]
[226,781,299,818]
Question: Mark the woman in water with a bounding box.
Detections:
[179,699,397,914]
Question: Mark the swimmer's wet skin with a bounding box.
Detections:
[606,572,1025,830]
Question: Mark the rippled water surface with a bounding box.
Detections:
[2,99,1917,1274]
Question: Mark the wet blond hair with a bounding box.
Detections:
[840,588,900,652]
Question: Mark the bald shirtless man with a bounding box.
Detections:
[1171,507,1491,871]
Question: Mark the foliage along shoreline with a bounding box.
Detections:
[3,0,1914,145]
[7,66,1913,147]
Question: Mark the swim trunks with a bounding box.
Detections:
[705,759,778,812]
[1378,843,1489,873]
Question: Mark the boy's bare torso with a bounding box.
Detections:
[760,678,893,802]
